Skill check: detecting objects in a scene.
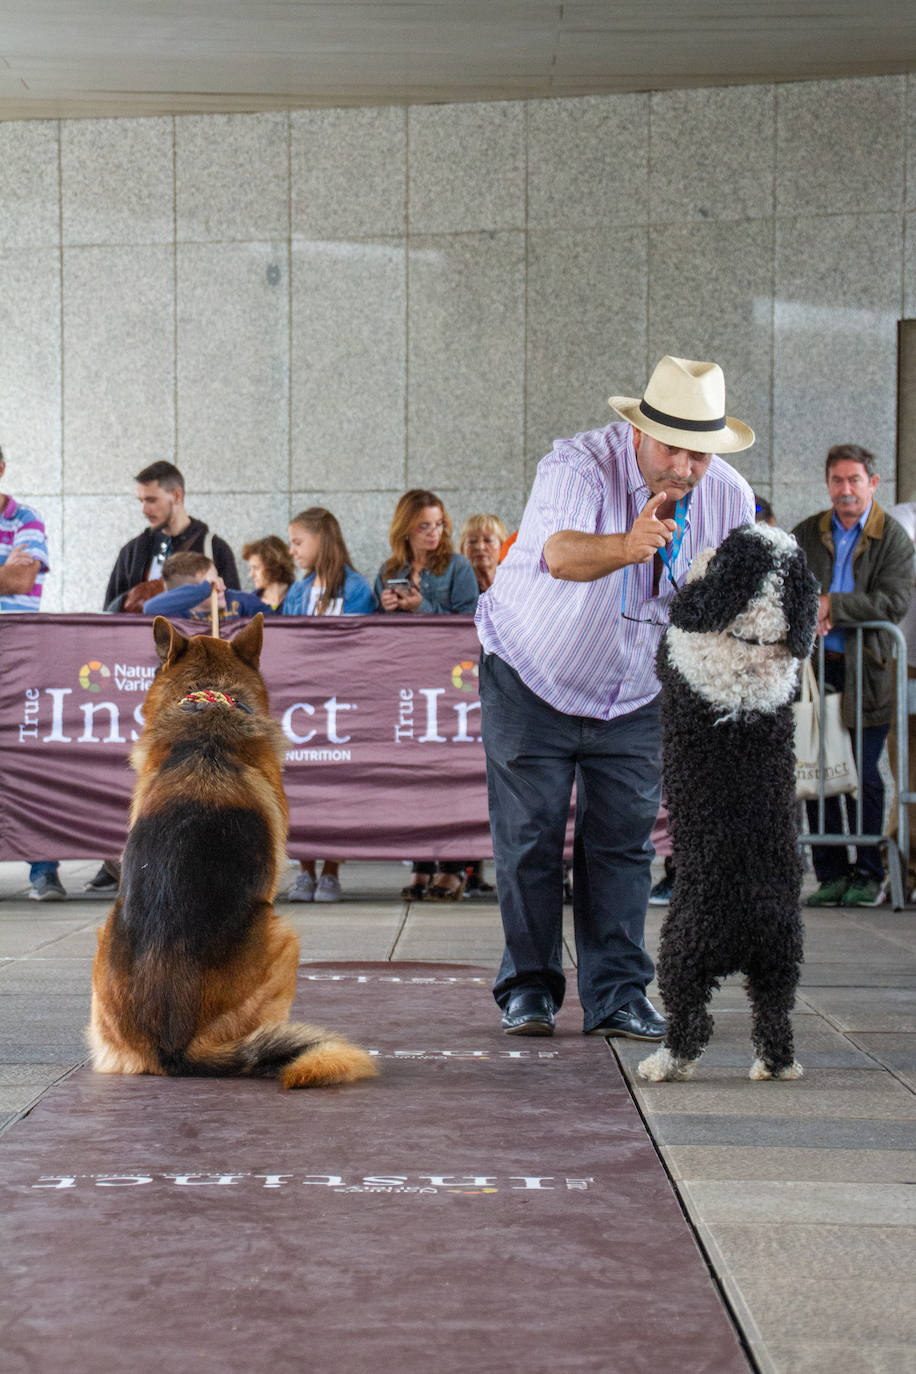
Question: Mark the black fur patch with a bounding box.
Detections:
[159,737,241,773]
[114,803,273,969]
[780,552,820,660]
[156,1026,322,1078]
[670,525,818,647]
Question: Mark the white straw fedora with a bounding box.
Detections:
[609,355,755,454]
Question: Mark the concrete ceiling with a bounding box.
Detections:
[1,1,915,121]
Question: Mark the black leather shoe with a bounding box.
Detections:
[501,990,555,1036]
[586,995,667,1041]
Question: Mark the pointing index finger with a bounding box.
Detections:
[643,491,668,518]
[642,491,676,538]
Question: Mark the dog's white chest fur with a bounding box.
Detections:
[666,624,798,717]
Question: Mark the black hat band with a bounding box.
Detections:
[639,399,726,433]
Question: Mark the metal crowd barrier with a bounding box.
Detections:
[801,622,910,910]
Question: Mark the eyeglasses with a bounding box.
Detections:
[619,564,679,627]
[415,521,445,533]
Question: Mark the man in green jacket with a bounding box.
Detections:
[793,444,913,908]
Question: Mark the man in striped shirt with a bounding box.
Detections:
[476,356,755,1040]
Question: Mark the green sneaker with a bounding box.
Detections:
[806,876,851,907]
[840,873,886,907]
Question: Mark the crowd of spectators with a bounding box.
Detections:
[0,454,505,904]
[4,444,915,913]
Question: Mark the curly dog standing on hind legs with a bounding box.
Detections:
[476,355,756,1039]
[638,524,819,1083]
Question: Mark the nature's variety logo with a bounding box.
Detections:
[451,660,478,692]
[78,660,111,693]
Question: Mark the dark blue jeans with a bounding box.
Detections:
[479,651,659,1031]
[805,654,888,882]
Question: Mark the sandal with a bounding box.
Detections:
[426,881,465,902]
[401,882,428,901]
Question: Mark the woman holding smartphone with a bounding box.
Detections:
[282,506,376,903]
[375,489,479,617]
[376,489,479,901]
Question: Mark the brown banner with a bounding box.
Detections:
[0,614,492,862]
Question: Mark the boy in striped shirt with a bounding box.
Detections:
[0,446,65,900]
[0,449,48,613]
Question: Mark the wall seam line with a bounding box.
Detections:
[770,84,779,503]
[522,98,529,506]
[172,116,179,466]
[404,104,410,490]
[287,109,294,508]
[57,119,66,609]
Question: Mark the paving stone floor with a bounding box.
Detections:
[1,858,914,1374]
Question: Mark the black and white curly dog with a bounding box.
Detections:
[638,522,818,1083]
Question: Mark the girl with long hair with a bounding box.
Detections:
[282,507,376,902]
[376,489,479,900]
[283,506,376,617]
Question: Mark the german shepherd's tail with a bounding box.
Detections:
[156,1023,378,1089]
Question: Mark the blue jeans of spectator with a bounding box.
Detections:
[805,654,888,882]
[479,651,659,1031]
[29,862,60,883]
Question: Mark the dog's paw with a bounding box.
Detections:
[637,1046,698,1082]
[749,1057,804,1081]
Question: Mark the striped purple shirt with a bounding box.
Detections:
[475,421,754,720]
[0,496,49,613]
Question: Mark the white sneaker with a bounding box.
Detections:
[314,874,342,903]
[29,872,68,901]
[286,871,315,902]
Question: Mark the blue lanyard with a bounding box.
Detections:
[619,495,688,618]
[657,496,688,582]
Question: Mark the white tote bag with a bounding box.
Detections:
[794,658,859,799]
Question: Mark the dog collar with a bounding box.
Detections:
[180,689,253,713]
[727,632,783,646]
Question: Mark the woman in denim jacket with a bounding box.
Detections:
[374,490,478,616]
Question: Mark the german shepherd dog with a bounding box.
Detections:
[88,614,377,1090]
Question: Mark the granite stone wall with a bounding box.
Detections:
[1,74,914,611]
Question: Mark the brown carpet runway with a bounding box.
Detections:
[2,964,750,1373]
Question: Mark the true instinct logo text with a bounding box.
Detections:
[395,686,480,745]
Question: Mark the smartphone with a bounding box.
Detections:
[385,577,412,589]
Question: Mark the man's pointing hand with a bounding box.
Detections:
[623,491,677,565]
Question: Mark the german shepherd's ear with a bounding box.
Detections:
[232,613,264,669]
[152,616,190,667]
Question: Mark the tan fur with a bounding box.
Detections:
[88,615,377,1090]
